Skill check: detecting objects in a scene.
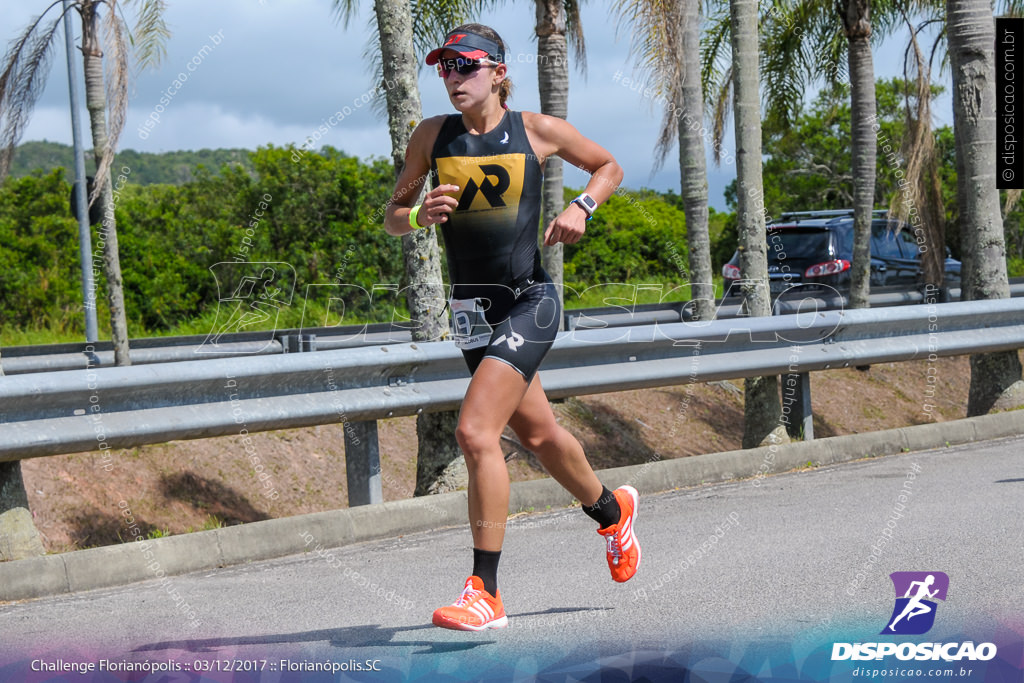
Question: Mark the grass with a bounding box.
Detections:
[3,278,727,348]
[564,279,725,308]
[185,515,225,534]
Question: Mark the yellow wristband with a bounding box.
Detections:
[409,204,425,229]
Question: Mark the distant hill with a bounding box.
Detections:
[10,140,254,185]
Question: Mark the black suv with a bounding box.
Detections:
[721,210,961,296]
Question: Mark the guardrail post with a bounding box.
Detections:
[782,372,814,441]
[280,334,317,353]
[345,421,383,506]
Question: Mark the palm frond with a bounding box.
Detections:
[342,0,480,125]
[564,0,586,75]
[1002,0,1024,17]
[611,0,686,169]
[710,63,732,165]
[890,8,945,285]
[359,9,386,125]
[330,0,361,27]
[0,4,66,180]
[409,0,480,56]
[930,26,950,78]
[92,1,130,198]
[1004,190,1022,220]
[700,7,731,110]
[123,0,169,70]
[759,0,810,128]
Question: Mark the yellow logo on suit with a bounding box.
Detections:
[435,155,526,215]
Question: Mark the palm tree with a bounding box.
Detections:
[839,0,876,309]
[946,0,1023,414]
[755,0,1020,299]
[729,0,782,447]
[1,1,167,366]
[333,0,475,496]
[614,0,715,322]
[677,0,714,321]
[885,0,1024,292]
[704,0,916,310]
[533,0,585,313]
[0,0,166,560]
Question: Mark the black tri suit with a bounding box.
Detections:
[430,110,561,380]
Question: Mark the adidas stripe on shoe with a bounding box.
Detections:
[432,576,508,631]
[597,485,641,583]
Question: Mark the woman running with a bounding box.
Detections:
[384,23,640,631]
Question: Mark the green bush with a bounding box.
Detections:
[564,187,688,286]
[1,147,405,338]
[1008,258,1024,278]
[0,170,83,331]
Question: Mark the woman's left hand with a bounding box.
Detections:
[543,204,588,246]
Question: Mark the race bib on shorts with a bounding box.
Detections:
[449,297,492,350]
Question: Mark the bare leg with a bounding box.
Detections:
[456,358,531,552]
[507,374,604,508]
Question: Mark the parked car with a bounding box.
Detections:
[721,210,961,297]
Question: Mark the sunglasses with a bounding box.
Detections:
[437,57,500,78]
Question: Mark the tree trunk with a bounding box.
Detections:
[730,0,781,448]
[679,0,714,322]
[947,0,1023,414]
[843,0,875,310]
[0,458,45,560]
[536,0,569,317]
[81,2,130,366]
[0,357,39,560]
[373,0,463,495]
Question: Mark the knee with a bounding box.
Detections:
[455,420,497,462]
[516,425,561,454]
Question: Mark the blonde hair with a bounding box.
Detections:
[450,23,512,109]
[498,78,513,109]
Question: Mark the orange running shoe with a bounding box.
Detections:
[432,576,508,631]
[597,485,641,582]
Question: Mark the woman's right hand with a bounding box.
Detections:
[416,184,460,226]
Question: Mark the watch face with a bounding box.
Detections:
[572,198,593,216]
[580,195,597,210]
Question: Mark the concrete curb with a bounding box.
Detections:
[1,410,1020,602]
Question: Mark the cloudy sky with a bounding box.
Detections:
[8,0,949,210]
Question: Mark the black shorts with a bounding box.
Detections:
[449,273,562,381]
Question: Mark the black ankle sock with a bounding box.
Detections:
[582,486,622,529]
[472,548,501,596]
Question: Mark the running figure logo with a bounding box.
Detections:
[881,571,949,635]
[197,261,296,354]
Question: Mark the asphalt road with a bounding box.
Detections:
[1,436,1022,682]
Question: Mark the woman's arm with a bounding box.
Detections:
[384,116,461,236]
[523,113,624,246]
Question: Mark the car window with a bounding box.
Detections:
[871,225,903,260]
[835,225,854,258]
[897,229,921,259]
[765,229,831,261]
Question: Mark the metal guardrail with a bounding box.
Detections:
[777,209,891,220]
[565,284,971,330]
[5,281,1022,376]
[0,323,405,375]
[3,297,1023,462]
